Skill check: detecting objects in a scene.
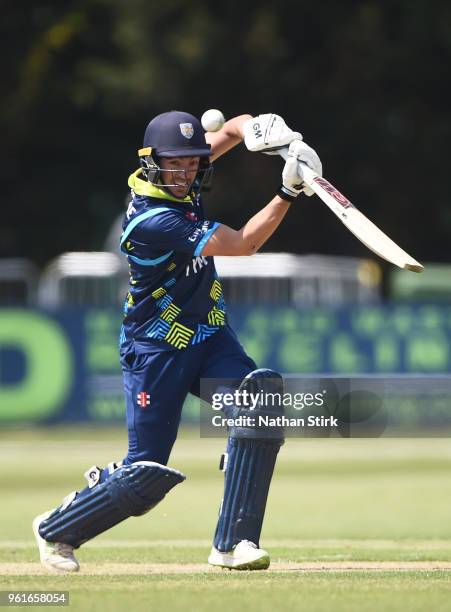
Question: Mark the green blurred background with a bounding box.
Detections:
[2,0,450,263]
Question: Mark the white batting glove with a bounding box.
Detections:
[243,113,302,154]
[278,140,323,200]
[287,139,323,197]
[279,158,304,201]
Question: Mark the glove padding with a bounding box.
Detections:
[243,113,302,154]
[281,140,323,199]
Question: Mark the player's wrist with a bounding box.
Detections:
[237,114,254,140]
[276,185,300,203]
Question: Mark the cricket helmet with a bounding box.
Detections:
[138,111,213,197]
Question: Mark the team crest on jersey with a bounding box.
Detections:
[137,391,150,408]
[179,123,194,139]
[186,211,198,221]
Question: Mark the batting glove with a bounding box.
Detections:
[277,140,323,201]
[287,139,323,197]
[243,113,302,154]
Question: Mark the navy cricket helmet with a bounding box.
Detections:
[143,111,211,157]
[138,111,213,197]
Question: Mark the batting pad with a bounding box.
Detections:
[39,462,185,548]
[213,436,282,552]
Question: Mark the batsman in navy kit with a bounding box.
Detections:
[33,111,322,571]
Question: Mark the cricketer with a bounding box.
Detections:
[33,111,322,571]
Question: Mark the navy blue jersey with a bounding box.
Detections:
[120,169,226,352]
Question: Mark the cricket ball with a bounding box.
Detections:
[201,109,225,132]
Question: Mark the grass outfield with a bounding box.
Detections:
[1,427,451,611]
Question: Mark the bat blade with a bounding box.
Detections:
[279,148,423,272]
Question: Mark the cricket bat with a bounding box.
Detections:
[279,148,424,272]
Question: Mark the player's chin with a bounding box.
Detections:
[170,185,190,199]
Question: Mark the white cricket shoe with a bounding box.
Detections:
[208,540,270,570]
[33,512,79,573]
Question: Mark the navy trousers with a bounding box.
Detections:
[121,326,256,465]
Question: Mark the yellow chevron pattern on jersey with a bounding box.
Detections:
[208,306,226,326]
[210,279,222,302]
[160,302,181,323]
[126,292,134,307]
[166,262,176,271]
[152,287,166,299]
[165,321,194,349]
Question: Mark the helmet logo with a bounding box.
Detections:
[179,123,194,139]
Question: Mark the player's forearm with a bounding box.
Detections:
[237,196,291,255]
[201,195,292,257]
[222,114,253,140]
[207,114,253,161]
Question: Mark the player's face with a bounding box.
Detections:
[159,156,200,198]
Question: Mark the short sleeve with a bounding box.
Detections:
[132,210,220,257]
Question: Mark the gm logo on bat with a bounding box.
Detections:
[313,177,353,209]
